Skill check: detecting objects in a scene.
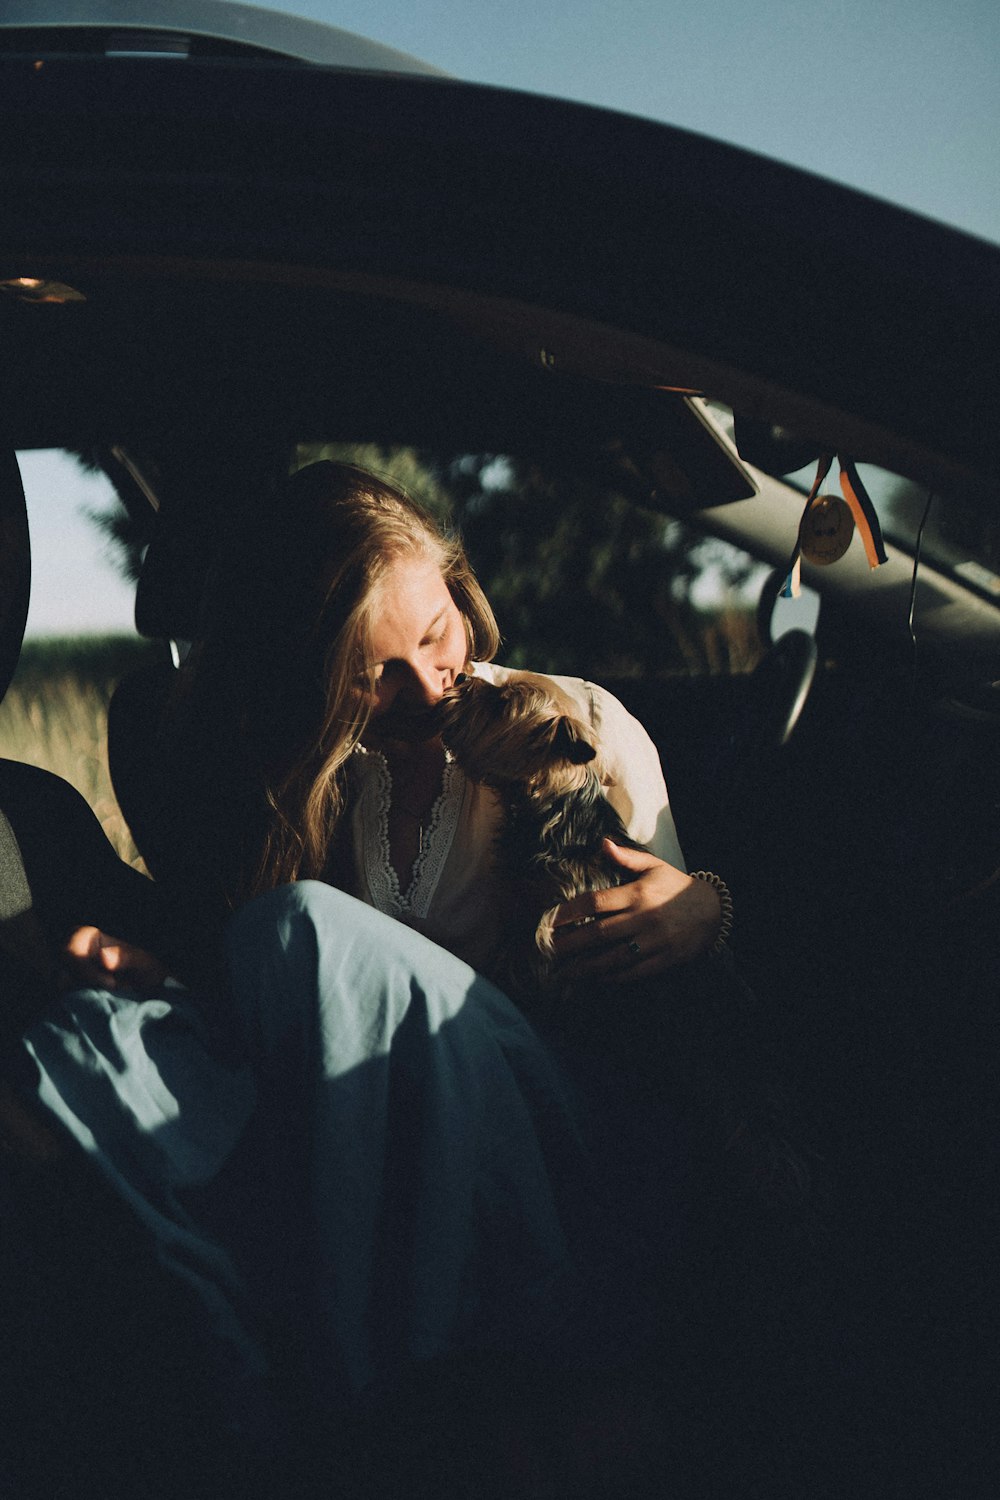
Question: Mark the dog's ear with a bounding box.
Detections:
[550,716,597,765]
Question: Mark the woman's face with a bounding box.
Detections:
[359,552,468,740]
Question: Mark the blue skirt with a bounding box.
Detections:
[20,883,593,1426]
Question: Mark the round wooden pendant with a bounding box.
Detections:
[800,493,855,565]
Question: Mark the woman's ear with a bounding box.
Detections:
[550,716,597,765]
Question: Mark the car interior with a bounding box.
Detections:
[1,8,998,1497]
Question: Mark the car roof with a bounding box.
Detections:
[3,27,997,501]
[0,0,445,72]
[1,5,998,697]
[2,1,999,682]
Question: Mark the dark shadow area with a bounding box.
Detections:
[608,612,1000,1498]
[2,886,843,1500]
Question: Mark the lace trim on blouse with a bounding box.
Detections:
[352,745,465,918]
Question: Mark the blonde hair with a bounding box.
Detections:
[170,461,499,907]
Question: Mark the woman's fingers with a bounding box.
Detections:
[63,925,103,961]
[548,847,723,982]
[555,916,669,981]
[60,926,115,990]
[61,926,169,994]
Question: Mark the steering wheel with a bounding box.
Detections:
[749,627,818,750]
[691,615,818,865]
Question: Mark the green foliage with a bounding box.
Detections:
[292,443,763,677]
[428,452,763,678]
[292,443,455,527]
[12,635,161,689]
[69,449,153,584]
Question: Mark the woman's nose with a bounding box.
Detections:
[402,661,446,707]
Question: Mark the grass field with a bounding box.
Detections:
[0,636,161,866]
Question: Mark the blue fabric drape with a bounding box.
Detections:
[21,882,590,1426]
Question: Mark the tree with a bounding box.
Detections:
[425,450,762,677]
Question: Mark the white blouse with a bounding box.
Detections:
[344,662,686,974]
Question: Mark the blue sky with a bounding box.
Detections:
[277,0,1000,241]
[22,0,1000,636]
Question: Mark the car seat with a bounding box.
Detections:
[105,507,211,878]
[0,448,249,1498]
[105,439,285,882]
[0,448,68,1046]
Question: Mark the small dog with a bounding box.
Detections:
[437,670,645,1003]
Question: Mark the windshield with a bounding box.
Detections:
[785,462,1000,603]
[705,403,1000,604]
[854,469,999,601]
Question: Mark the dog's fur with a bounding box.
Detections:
[438,670,645,1002]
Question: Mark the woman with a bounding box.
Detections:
[156,459,724,976]
[19,462,726,1452]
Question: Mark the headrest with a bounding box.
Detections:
[108,435,288,644]
[134,519,212,643]
[0,452,30,704]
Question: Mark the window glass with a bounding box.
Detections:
[1,451,147,861]
[770,584,821,641]
[295,443,769,679]
[18,449,138,639]
[707,400,999,605]
[779,457,999,600]
[864,470,999,601]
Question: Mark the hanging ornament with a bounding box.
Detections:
[799,493,855,565]
[782,455,888,597]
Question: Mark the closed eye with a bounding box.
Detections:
[419,609,448,648]
[364,612,448,676]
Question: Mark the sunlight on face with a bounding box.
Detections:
[360,553,467,738]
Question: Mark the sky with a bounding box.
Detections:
[21,0,1000,636]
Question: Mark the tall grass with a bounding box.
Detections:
[0,636,162,866]
[670,604,763,678]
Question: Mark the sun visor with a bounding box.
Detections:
[436,294,757,514]
[732,413,823,477]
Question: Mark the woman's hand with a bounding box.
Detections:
[61,926,169,995]
[550,840,722,983]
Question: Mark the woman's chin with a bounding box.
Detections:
[365,710,442,746]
